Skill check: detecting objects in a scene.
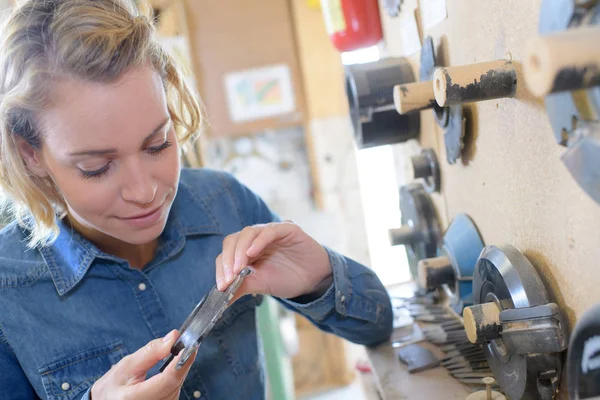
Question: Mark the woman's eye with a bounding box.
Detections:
[79,162,111,179]
[147,140,172,155]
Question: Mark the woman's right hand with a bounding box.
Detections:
[90,330,195,400]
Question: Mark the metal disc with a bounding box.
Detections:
[399,183,441,279]
[473,245,555,399]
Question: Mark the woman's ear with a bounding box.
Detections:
[15,136,49,178]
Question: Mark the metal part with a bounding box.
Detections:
[467,245,567,400]
[345,58,420,148]
[538,0,600,205]
[390,183,441,280]
[159,268,251,372]
[420,36,449,127]
[411,148,441,192]
[444,105,466,164]
[418,214,484,313]
[397,343,440,373]
[383,0,403,17]
[568,302,600,399]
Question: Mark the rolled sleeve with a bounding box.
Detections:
[277,247,393,346]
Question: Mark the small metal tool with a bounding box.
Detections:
[159,268,252,372]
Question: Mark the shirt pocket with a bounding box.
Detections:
[38,340,129,400]
[212,295,261,376]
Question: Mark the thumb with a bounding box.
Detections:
[119,330,179,383]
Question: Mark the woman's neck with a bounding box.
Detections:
[65,215,157,269]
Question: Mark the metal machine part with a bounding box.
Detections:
[418,214,484,314]
[159,268,252,372]
[410,148,441,192]
[537,0,600,205]
[568,302,600,399]
[420,36,465,164]
[389,183,441,280]
[463,245,568,400]
[420,36,450,127]
[383,0,403,17]
[345,58,420,148]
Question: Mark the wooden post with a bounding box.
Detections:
[433,61,517,107]
[524,25,600,97]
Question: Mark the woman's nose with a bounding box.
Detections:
[120,162,157,204]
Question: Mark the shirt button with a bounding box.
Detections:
[61,382,70,391]
[340,295,346,303]
[193,390,202,398]
[138,283,147,291]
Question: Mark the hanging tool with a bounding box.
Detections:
[159,268,251,371]
[524,0,600,205]
[462,245,568,400]
[418,214,484,314]
[567,302,600,399]
[393,36,466,164]
[410,148,441,193]
[389,183,441,280]
[345,58,420,148]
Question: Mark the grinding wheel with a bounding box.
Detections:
[390,183,441,280]
[472,245,563,400]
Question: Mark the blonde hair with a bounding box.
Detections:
[0,0,201,248]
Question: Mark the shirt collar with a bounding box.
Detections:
[39,178,223,296]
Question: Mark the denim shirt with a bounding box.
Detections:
[0,168,393,400]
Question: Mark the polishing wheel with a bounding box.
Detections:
[465,245,567,400]
[389,183,441,280]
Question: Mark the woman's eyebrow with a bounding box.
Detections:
[68,117,171,157]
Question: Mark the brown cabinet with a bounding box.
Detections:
[183,0,306,137]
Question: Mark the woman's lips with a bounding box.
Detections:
[118,203,164,228]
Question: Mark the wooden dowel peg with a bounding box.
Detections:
[433,61,517,107]
[463,302,502,344]
[393,81,437,114]
[524,25,600,97]
[417,256,454,290]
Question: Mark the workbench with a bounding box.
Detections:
[366,341,470,400]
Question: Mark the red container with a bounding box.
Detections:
[321,0,383,52]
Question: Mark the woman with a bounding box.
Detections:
[0,1,393,399]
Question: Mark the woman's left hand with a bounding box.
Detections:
[215,221,333,301]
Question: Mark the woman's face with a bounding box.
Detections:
[32,66,181,246]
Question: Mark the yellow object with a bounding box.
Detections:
[307,0,320,9]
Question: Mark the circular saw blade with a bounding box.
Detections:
[473,245,557,400]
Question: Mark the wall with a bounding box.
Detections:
[380,0,600,395]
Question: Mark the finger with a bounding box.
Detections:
[228,270,270,304]
[117,330,179,384]
[125,348,198,398]
[215,253,226,291]
[232,226,263,275]
[246,222,298,258]
[221,233,240,285]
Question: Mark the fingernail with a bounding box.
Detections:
[225,268,233,283]
[162,331,174,343]
[233,257,240,273]
[216,278,224,291]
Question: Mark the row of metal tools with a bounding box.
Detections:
[342,1,600,398]
[388,144,599,399]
